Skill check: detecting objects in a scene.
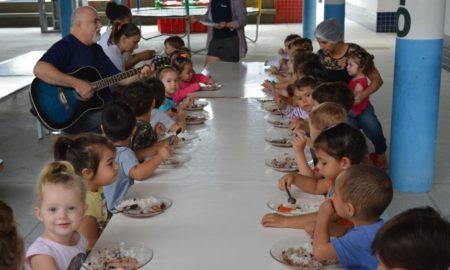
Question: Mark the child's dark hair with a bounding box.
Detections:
[312,82,354,112]
[348,45,375,75]
[286,84,294,97]
[108,22,140,46]
[314,123,367,164]
[164,36,185,49]
[105,1,131,24]
[293,77,317,93]
[284,34,301,44]
[0,200,24,270]
[337,164,393,220]
[288,37,313,52]
[101,101,136,142]
[123,81,155,117]
[169,47,192,62]
[372,207,450,270]
[171,53,193,73]
[294,53,329,82]
[144,78,166,108]
[54,134,115,176]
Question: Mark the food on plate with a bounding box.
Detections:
[117,197,166,215]
[271,156,297,170]
[85,245,140,270]
[281,243,324,269]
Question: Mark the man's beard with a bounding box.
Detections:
[91,31,100,43]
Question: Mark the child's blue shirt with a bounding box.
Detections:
[331,219,384,270]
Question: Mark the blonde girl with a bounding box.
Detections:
[26,161,87,270]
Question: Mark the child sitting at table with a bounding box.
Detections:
[53,134,117,251]
[269,34,301,75]
[123,79,177,157]
[261,123,367,230]
[171,54,215,104]
[291,102,348,178]
[311,81,355,112]
[101,101,172,211]
[312,164,393,269]
[27,161,88,270]
[0,200,24,270]
[347,46,388,170]
[372,206,450,270]
[164,36,185,56]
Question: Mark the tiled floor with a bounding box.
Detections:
[0,20,449,250]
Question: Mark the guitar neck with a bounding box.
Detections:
[91,66,144,90]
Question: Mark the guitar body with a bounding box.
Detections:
[30,66,105,131]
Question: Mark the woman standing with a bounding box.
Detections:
[203,0,248,64]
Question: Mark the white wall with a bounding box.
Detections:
[346,0,378,12]
[377,0,398,12]
[445,0,450,36]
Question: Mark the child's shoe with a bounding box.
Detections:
[369,153,388,171]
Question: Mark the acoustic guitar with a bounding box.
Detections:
[29,65,145,131]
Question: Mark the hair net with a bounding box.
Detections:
[314,19,343,43]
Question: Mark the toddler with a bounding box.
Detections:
[372,206,450,270]
[313,164,393,270]
[54,134,118,250]
[27,161,88,270]
[171,54,215,104]
[164,36,185,56]
[347,47,388,170]
[101,101,172,211]
[0,200,24,270]
[261,123,367,229]
[311,81,355,112]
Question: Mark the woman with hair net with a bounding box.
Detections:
[315,19,387,170]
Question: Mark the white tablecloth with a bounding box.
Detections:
[92,65,340,269]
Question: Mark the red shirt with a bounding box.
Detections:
[348,77,370,116]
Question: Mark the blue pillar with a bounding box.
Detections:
[324,0,345,38]
[302,0,316,39]
[59,0,73,37]
[390,0,446,192]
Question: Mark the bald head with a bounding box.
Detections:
[70,6,102,45]
[71,6,97,26]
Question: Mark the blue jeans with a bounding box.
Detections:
[348,103,387,154]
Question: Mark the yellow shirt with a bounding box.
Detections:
[85,187,109,230]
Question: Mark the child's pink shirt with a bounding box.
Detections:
[26,232,88,270]
[172,73,209,104]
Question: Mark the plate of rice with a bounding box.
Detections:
[116,196,172,218]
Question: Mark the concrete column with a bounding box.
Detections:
[302,0,316,39]
[390,0,446,192]
[324,0,345,37]
[59,0,73,37]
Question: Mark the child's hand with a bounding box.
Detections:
[157,145,172,161]
[318,199,335,217]
[292,130,308,152]
[278,173,296,191]
[207,77,215,85]
[261,213,291,228]
[305,221,316,238]
[289,119,301,131]
[155,122,166,137]
[262,80,275,90]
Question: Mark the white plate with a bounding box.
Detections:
[265,153,298,172]
[270,238,329,270]
[199,82,222,91]
[185,100,209,111]
[266,195,321,216]
[185,111,209,125]
[264,114,290,128]
[162,131,199,147]
[257,97,274,103]
[116,196,173,218]
[159,153,192,169]
[83,243,153,270]
[264,135,292,147]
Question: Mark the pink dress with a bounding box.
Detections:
[348,76,370,116]
[172,74,209,104]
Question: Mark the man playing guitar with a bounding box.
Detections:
[33,6,152,133]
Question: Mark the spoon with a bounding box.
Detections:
[284,182,297,204]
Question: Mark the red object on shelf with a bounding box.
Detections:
[157,19,207,34]
[275,0,303,23]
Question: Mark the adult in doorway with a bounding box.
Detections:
[314,19,387,169]
[203,0,248,64]
[33,6,152,134]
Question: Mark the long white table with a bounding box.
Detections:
[93,97,340,269]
